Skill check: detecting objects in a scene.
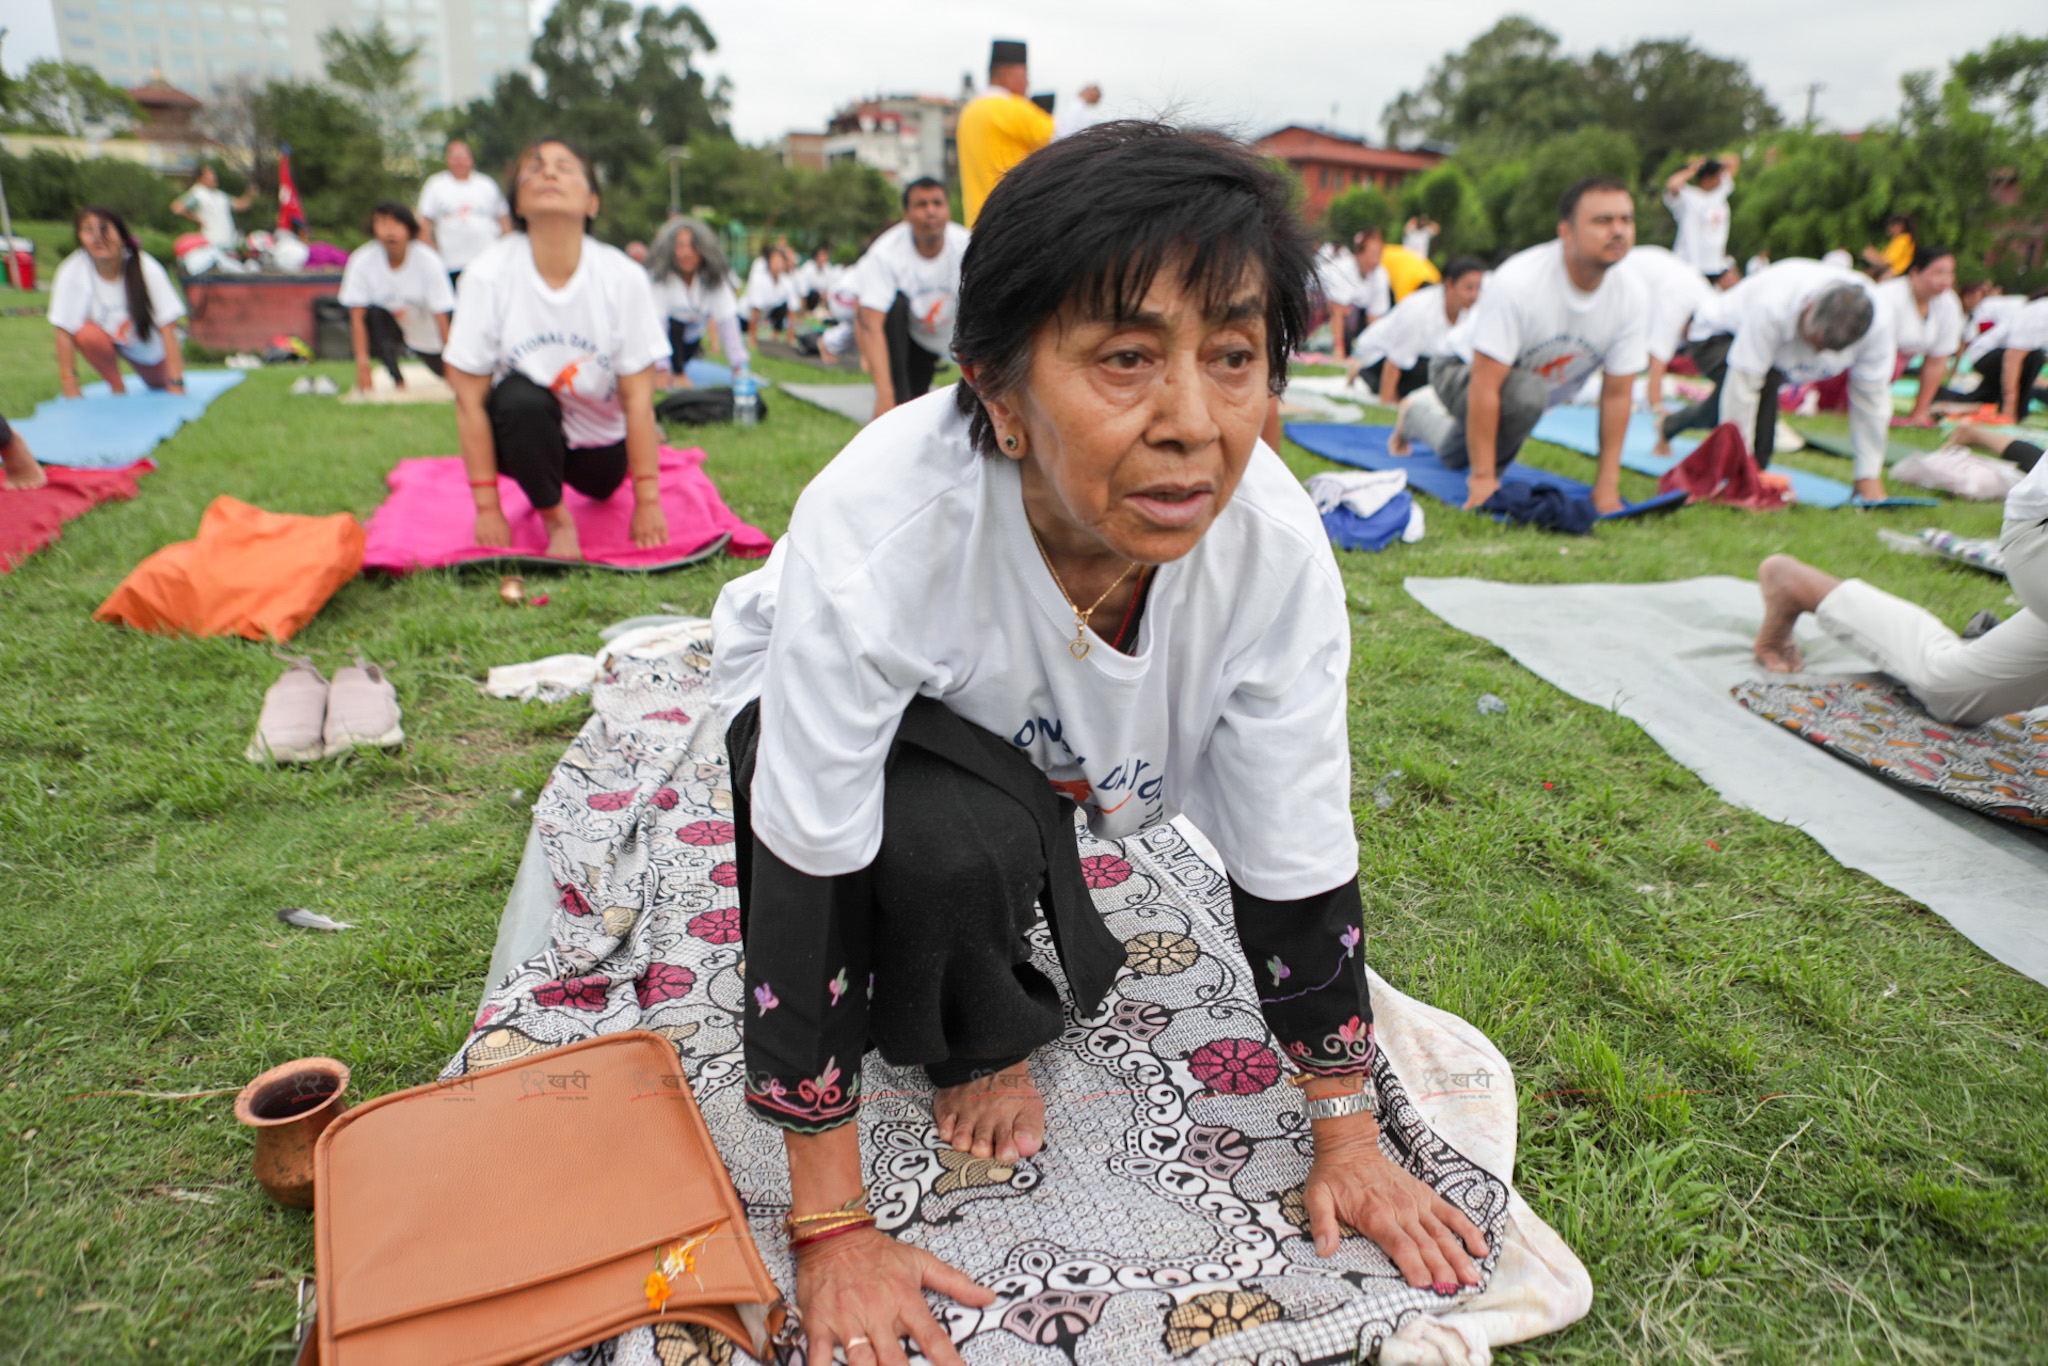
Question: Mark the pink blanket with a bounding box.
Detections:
[361,446,771,574]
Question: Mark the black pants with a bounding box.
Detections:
[1356,358,1431,400]
[666,321,703,372]
[1960,348,2047,419]
[362,306,447,386]
[486,371,628,512]
[882,292,941,405]
[1661,332,1784,466]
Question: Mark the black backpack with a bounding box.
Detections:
[655,387,768,425]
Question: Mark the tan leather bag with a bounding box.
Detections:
[312,1031,784,1365]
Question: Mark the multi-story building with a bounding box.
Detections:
[804,94,959,189]
[1256,125,1445,224]
[45,0,533,107]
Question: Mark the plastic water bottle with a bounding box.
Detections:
[733,368,759,427]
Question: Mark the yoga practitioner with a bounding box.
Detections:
[711,123,1489,1366]
[1622,242,1716,424]
[1403,215,1439,259]
[1663,153,1740,276]
[1,412,44,491]
[1879,245,1965,427]
[416,139,512,281]
[1952,295,2048,423]
[1346,257,1484,405]
[645,216,748,385]
[1753,430,2048,722]
[1320,227,1388,361]
[743,245,803,345]
[171,166,252,251]
[1661,259,1894,502]
[793,245,838,312]
[957,39,1054,226]
[1861,213,1915,281]
[338,201,454,394]
[48,207,187,398]
[443,138,669,562]
[1053,82,1105,139]
[854,178,970,420]
[1404,177,1645,514]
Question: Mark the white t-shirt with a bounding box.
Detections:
[337,239,455,354]
[1447,240,1648,401]
[2005,439,2048,523]
[1980,297,2048,358]
[416,170,511,271]
[1352,283,1459,372]
[651,269,740,339]
[443,235,668,448]
[1317,251,1390,318]
[1054,92,1107,140]
[1402,225,1435,258]
[856,220,972,357]
[824,258,865,325]
[709,389,1357,900]
[177,184,238,249]
[741,257,805,316]
[47,250,186,365]
[1665,177,1734,274]
[1963,295,2027,367]
[1875,276,1965,360]
[1617,244,1714,364]
[791,258,839,301]
[1716,259,1894,385]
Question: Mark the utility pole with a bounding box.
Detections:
[1802,82,1825,129]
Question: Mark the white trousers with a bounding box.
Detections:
[1815,515,2048,725]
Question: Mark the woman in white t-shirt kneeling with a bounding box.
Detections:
[644,215,747,386]
[47,207,187,397]
[339,201,455,393]
[442,138,670,561]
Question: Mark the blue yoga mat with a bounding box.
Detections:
[1285,423,1689,523]
[681,358,746,388]
[14,369,246,470]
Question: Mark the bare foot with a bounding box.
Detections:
[934,1061,1044,1164]
[539,506,583,560]
[1853,477,1888,504]
[1652,438,1673,457]
[1753,553,1838,672]
[2,438,46,491]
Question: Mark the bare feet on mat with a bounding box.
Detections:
[1651,436,1673,457]
[2,437,47,491]
[1854,477,1889,504]
[934,1060,1044,1163]
[1753,553,1840,673]
[538,505,583,560]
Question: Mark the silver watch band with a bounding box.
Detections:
[1301,1076,1378,1122]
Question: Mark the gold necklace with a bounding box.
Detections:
[1028,525,1137,661]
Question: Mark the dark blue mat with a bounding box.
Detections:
[1285,423,1689,523]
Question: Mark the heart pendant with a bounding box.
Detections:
[1069,636,1091,661]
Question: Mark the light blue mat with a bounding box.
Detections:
[1530,406,1861,509]
[14,369,246,469]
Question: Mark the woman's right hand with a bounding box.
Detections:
[356,361,375,395]
[474,507,513,548]
[793,1226,993,1366]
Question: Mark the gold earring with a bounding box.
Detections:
[1003,434,1020,452]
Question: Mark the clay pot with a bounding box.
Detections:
[235,1057,350,1209]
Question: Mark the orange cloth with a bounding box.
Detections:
[95,495,364,641]
[958,90,1054,226]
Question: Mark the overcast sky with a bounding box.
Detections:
[4,0,2039,144]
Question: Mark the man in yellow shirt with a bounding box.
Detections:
[958,39,1054,227]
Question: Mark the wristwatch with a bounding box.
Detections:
[1300,1074,1379,1122]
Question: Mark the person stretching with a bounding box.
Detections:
[339,201,454,393]
[1954,295,2048,424]
[1320,227,1388,361]
[416,139,513,282]
[1404,177,1646,514]
[743,245,802,346]
[1663,154,1740,276]
[1877,246,1965,428]
[1347,257,1483,406]
[442,137,669,562]
[1624,242,1716,428]
[1752,429,2048,722]
[855,177,970,421]
[1,412,44,491]
[48,206,187,398]
[646,216,748,386]
[171,165,253,251]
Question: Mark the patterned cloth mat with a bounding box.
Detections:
[447,633,1590,1365]
[1734,678,2048,829]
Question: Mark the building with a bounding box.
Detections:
[809,95,959,189]
[1256,125,1444,224]
[777,132,826,173]
[45,0,532,108]
[0,77,207,174]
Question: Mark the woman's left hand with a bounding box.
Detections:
[630,500,669,549]
[1304,1128,1490,1289]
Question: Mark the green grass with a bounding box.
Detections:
[1,315,2043,1364]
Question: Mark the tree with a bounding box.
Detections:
[1381,18,1594,155]
[1398,163,1494,258]
[0,59,139,137]
[247,79,407,231]
[1582,39,1779,180]
[1322,186,1393,245]
[320,24,428,170]
[1498,127,1639,250]
[1952,34,2048,133]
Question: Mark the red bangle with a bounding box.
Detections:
[468,478,499,488]
[788,1219,875,1252]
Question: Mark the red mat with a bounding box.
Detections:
[0,460,155,574]
[361,446,771,574]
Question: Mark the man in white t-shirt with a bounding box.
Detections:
[1053,84,1106,139]
[1663,154,1740,276]
[1663,259,1895,500]
[855,177,971,420]
[171,166,253,251]
[1347,257,1483,406]
[416,141,513,277]
[1403,177,1645,514]
[1402,215,1438,259]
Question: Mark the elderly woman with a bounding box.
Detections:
[645,216,749,386]
[710,123,1488,1366]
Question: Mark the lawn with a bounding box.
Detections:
[0,300,2043,1365]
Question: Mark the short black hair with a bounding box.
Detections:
[953,120,1314,456]
[1443,255,1486,284]
[369,200,419,238]
[902,176,946,210]
[1559,176,1631,224]
[1909,243,1954,274]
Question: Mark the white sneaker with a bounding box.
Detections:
[290,376,314,395]
[323,659,403,757]
[311,375,338,396]
[245,660,330,763]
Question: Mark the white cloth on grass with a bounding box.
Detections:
[710,386,1358,900]
[1305,469,1427,544]
[1876,275,1965,359]
[1616,244,1714,364]
[649,270,747,371]
[1352,283,1460,373]
[1664,175,1734,274]
[415,170,511,271]
[854,220,972,357]
[337,240,455,354]
[1445,240,1648,403]
[443,234,669,448]
[46,250,185,365]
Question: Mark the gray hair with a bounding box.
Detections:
[647,217,731,287]
[1803,284,1875,352]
